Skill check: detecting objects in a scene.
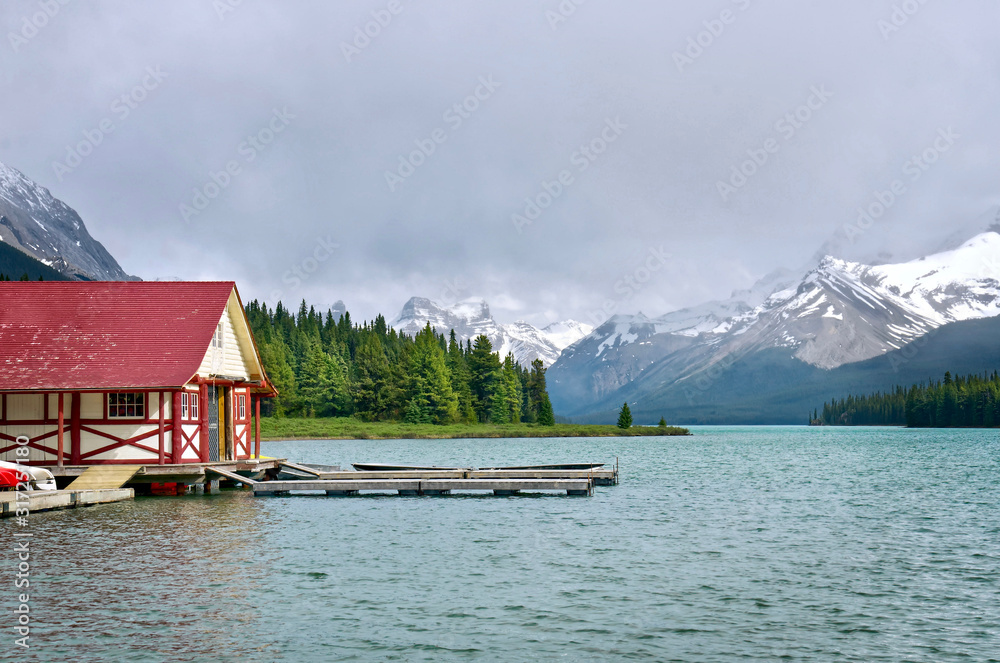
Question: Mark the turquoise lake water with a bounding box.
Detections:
[3,426,999,662]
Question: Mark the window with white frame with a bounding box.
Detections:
[212,322,224,349]
[237,394,246,420]
[181,392,189,419]
[108,393,145,418]
[190,393,199,420]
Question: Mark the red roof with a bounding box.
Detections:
[0,281,255,391]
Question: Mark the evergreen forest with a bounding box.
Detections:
[244,299,556,425]
[816,371,1000,428]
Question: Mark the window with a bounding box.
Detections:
[190,393,199,420]
[108,393,145,418]
[212,322,224,349]
[181,392,189,419]
[237,394,246,420]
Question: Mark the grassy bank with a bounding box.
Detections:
[260,417,690,440]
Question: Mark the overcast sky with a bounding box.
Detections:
[2,0,998,326]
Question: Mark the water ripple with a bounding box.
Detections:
[2,427,998,661]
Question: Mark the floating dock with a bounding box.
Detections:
[250,478,593,496]
[226,461,619,497]
[294,468,618,486]
[0,488,134,518]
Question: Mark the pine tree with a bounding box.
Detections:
[404,397,431,424]
[298,341,333,417]
[446,330,476,423]
[617,402,632,429]
[407,323,459,425]
[353,334,391,421]
[497,353,522,423]
[467,335,501,422]
[658,416,667,428]
[524,359,548,423]
[537,393,555,426]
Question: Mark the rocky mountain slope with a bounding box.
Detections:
[392,297,592,366]
[550,226,1000,420]
[0,161,134,281]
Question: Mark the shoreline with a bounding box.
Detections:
[260,418,691,441]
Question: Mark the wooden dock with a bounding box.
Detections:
[251,478,593,496]
[44,458,283,486]
[304,468,618,486]
[236,461,621,497]
[0,488,134,518]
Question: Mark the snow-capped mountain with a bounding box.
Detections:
[550,226,1000,416]
[0,161,134,280]
[392,297,592,366]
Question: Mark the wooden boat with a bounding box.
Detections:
[275,463,341,480]
[481,463,606,470]
[352,462,469,472]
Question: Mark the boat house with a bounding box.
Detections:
[0,281,276,468]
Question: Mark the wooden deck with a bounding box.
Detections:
[0,488,134,517]
[43,458,283,485]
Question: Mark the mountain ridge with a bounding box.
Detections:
[392,296,592,367]
[0,161,135,281]
[550,224,1000,420]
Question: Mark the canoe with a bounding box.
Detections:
[0,460,57,490]
[0,468,20,490]
[481,463,606,470]
[352,463,469,472]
